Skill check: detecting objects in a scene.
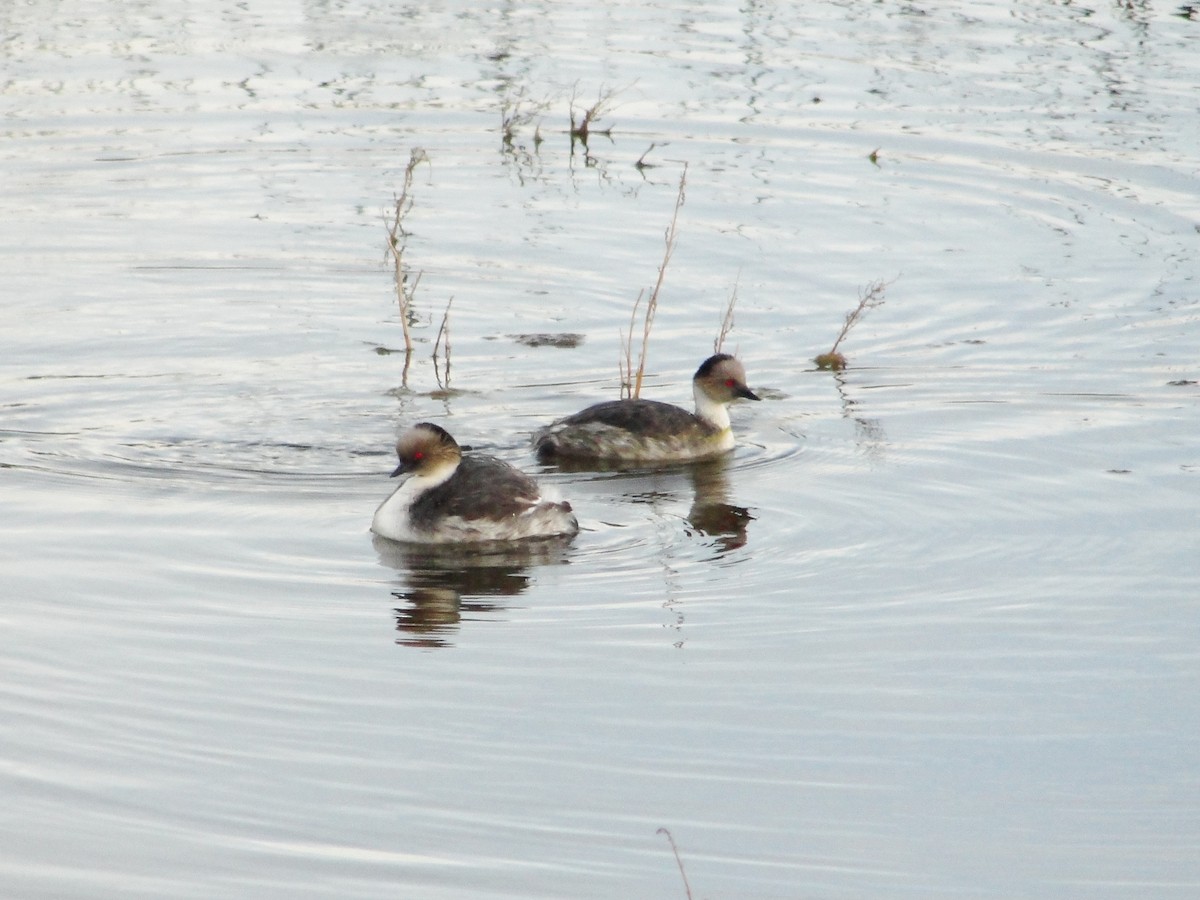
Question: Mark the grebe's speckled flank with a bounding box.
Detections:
[372,423,579,544]
[533,353,760,464]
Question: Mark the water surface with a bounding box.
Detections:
[2,1,1198,897]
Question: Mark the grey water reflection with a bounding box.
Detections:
[374,533,574,647]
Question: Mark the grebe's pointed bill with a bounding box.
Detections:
[734,382,760,402]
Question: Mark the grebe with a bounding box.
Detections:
[533,353,759,464]
[372,423,579,543]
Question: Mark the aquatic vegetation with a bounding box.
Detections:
[569,82,619,147]
[714,277,739,354]
[380,149,455,393]
[815,277,891,371]
[384,148,430,357]
[500,89,550,149]
[622,164,687,399]
[432,297,452,393]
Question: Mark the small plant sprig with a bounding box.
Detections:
[815,277,892,371]
[500,90,549,149]
[385,148,430,356]
[621,164,688,398]
[568,83,618,148]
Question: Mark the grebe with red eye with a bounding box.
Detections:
[372,422,578,543]
[532,354,760,464]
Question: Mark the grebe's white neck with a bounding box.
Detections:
[405,456,458,492]
[693,380,733,432]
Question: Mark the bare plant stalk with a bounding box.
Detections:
[620,291,644,399]
[830,278,889,354]
[715,276,739,353]
[385,202,412,354]
[656,828,693,900]
[384,148,430,354]
[631,163,688,398]
[432,297,453,390]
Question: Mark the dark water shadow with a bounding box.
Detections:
[373,534,574,648]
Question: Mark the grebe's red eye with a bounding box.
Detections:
[413,451,424,461]
[725,378,736,387]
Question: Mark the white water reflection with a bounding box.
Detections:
[2,1,1198,898]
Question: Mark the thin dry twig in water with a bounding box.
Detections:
[628,163,688,398]
[501,90,551,148]
[816,277,892,371]
[715,276,739,354]
[384,148,430,355]
[620,290,644,400]
[432,297,453,391]
[568,82,619,146]
[656,828,693,900]
[635,142,659,170]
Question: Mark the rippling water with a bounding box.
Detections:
[3,1,1198,897]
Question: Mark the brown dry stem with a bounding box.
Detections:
[624,164,688,398]
[432,297,453,390]
[385,148,430,355]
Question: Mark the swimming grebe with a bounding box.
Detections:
[533,353,760,464]
[372,422,579,543]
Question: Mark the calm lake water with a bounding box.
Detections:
[3,1,1198,897]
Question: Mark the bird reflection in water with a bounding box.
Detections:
[548,454,754,555]
[683,457,754,553]
[374,534,574,648]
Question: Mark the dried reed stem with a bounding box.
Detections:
[715,276,739,354]
[432,297,453,390]
[384,148,429,354]
[620,290,644,399]
[630,163,687,398]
